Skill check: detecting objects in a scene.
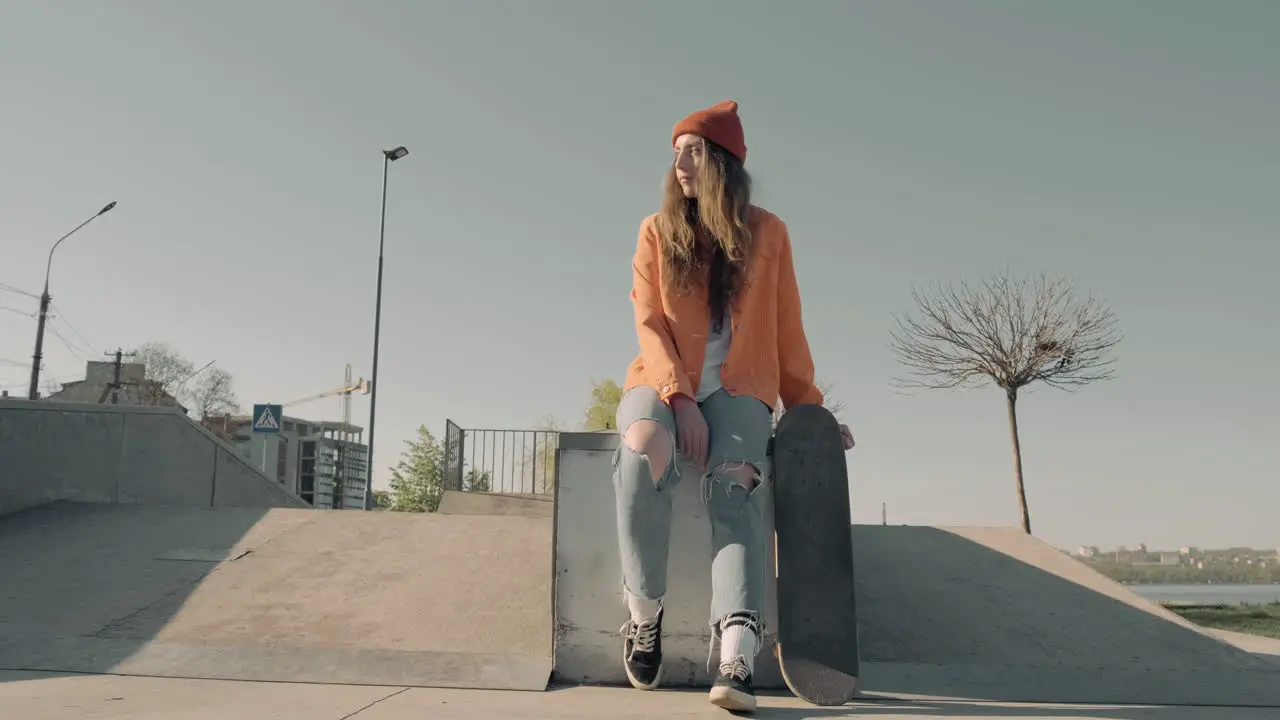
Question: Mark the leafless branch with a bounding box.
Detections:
[130,342,195,405]
[772,377,845,425]
[189,367,239,420]
[888,269,1122,395]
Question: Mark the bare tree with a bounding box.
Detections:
[188,366,240,419]
[887,269,1121,534]
[42,376,63,397]
[772,377,845,427]
[130,342,241,419]
[131,342,194,406]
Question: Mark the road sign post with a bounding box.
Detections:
[252,404,283,474]
[252,404,282,433]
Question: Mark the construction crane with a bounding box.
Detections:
[276,361,366,435]
[273,364,370,511]
[276,368,366,409]
[279,364,370,439]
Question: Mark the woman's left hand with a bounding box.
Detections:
[839,423,855,450]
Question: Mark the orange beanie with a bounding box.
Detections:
[671,100,747,163]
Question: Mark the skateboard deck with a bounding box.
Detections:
[770,403,860,706]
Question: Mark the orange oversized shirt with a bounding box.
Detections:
[623,206,825,412]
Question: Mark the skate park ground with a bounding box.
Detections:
[6,672,1280,719]
[2,399,1280,718]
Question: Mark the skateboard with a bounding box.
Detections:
[770,403,860,706]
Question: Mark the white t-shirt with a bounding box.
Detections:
[695,315,732,402]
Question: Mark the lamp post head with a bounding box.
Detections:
[98,201,117,215]
[384,146,409,161]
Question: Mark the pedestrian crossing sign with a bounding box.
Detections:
[252,403,282,433]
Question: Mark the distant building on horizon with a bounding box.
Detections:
[205,413,367,509]
[45,360,185,411]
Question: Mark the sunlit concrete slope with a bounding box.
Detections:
[437,490,553,518]
[0,502,553,691]
[852,524,1280,706]
[551,431,1280,707]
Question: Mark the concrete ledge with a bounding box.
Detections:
[556,431,617,452]
[552,432,786,689]
[437,490,553,518]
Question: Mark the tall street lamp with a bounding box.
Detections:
[28,201,117,399]
[365,146,408,509]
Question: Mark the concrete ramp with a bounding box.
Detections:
[0,502,552,691]
[437,490,553,518]
[854,525,1280,706]
[552,431,1280,707]
[0,398,307,516]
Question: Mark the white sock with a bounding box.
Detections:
[720,620,758,672]
[627,592,661,624]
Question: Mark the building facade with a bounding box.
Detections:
[210,414,368,509]
[45,360,184,409]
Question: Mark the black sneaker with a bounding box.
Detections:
[709,655,756,712]
[620,606,663,690]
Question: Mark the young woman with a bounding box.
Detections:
[613,100,855,712]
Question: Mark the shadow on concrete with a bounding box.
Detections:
[0,500,556,691]
[0,501,273,685]
[0,401,557,692]
[851,526,1280,707]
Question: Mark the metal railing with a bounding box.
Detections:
[443,419,559,495]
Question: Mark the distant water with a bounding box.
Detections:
[1128,583,1280,606]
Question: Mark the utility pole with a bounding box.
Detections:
[111,349,123,404]
[29,292,53,399]
[104,348,135,404]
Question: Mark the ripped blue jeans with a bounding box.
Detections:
[613,384,773,637]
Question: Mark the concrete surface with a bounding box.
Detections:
[850,524,1280,706]
[553,431,787,688]
[3,672,1279,719]
[552,433,1280,707]
[438,489,554,517]
[5,416,1280,712]
[0,398,307,516]
[0,502,553,691]
[1210,629,1280,658]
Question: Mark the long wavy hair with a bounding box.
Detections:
[654,136,754,332]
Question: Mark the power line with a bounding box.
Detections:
[47,324,88,362]
[0,305,34,318]
[48,303,96,355]
[0,281,38,299]
[46,314,96,358]
[0,370,80,396]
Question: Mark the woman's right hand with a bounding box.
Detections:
[670,393,708,469]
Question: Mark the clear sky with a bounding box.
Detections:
[1,1,1275,552]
